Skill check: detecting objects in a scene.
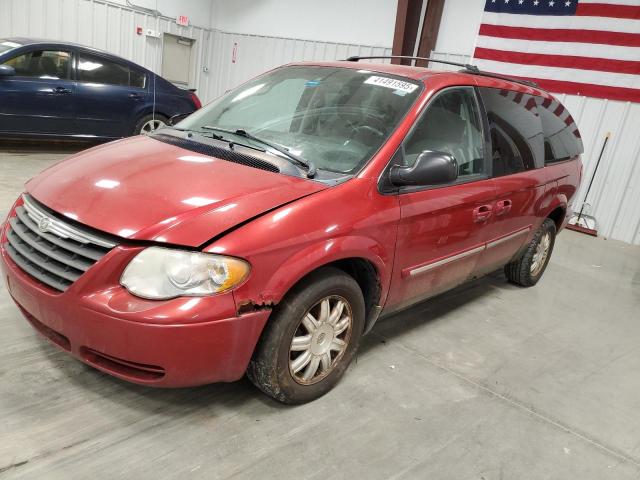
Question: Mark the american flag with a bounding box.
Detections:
[472,0,640,102]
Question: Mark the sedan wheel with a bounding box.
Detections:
[140,118,166,135]
[289,295,352,385]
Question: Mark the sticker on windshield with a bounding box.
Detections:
[364,76,418,94]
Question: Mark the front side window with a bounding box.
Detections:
[178,66,422,175]
[78,53,130,87]
[479,87,544,176]
[2,50,70,80]
[403,87,485,179]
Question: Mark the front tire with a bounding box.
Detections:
[505,218,556,287]
[247,267,365,404]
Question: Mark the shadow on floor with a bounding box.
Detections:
[361,269,516,354]
[39,342,267,412]
[32,270,516,413]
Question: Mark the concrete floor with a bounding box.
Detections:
[1,144,640,480]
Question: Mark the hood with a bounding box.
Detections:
[26,136,327,247]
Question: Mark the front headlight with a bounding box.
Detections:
[120,247,250,299]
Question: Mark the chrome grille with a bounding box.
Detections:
[3,194,117,292]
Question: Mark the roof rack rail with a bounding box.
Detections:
[344,55,541,89]
[344,55,479,73]
[471,70,540,89]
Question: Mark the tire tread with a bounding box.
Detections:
[247,267,364,404]
[504,218,556,287]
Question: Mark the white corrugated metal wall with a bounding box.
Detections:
[431,52,640,245]
[0,0,391,104]
[204,32,391,101]
[1,0,638,244]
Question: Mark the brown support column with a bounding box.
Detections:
[391,0,409,63]
[391,0,424,65]
[391,0,446,66]
[415,0,445,67]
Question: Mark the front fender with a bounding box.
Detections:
[205,177,400,313]
[241,235,392,307]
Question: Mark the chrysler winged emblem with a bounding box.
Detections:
[38,217,51,233]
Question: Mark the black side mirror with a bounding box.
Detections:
[0,65,16,77]
[390,150,458,187]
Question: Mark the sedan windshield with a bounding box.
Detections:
[0,39,22,55]
[178,66,422,175]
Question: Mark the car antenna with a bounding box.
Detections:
[151,69,156,129]
[152,0,158,129]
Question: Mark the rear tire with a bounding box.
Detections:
[247,267,365,404]
[134,114,168,136]
[505,218,556,287]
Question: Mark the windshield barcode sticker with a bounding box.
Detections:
[364,76,418,94]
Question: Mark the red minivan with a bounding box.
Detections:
[0,58,582,403]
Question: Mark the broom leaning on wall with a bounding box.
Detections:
[567,132,611,237]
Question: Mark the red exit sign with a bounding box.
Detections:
[176,15,189,27]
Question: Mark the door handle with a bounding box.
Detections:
[473,205,493,223]
[53,86,71,94]
[495,199,513,216]
[128,93,142,100]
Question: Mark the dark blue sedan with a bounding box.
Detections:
[0,38,201,140]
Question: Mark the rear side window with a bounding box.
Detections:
[78,53,145,88]
[2,50,70,80]
[130,68,147,88]
[537,97,584,163]
[479,87,544,176]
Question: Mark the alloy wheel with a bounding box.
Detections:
[289,295,353,385]
[530,232,551,276]
[140,119,165,134]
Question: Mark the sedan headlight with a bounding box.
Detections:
[121,247,250,299]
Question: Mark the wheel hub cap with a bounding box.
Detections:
[531,232,551,276]
[289,295,352,385]
[141,119,165,135]
[311,324,335,356]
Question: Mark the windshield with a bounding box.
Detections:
[0,39,22,55]
[178,66,422,175]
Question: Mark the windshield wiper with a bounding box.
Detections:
[202,126,317,178]
[171,126,227,141]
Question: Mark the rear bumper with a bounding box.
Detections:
[1,241,270,388]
